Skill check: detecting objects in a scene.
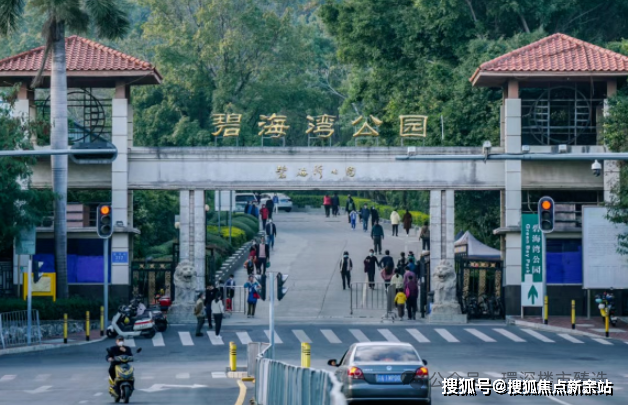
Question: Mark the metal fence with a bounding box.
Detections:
[255,344,347,405]
[0,310,42,349]
[349,282,392,315]
[220,286,247,315]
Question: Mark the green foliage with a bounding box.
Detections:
[132,191,178,258]
[0,297,123,321]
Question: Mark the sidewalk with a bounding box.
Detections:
[509,316,628,342]
[0,329,106,356]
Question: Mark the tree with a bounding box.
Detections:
[0,0,130,298]
[0,88,53,249]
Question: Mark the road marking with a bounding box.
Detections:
[434,328,459,343]
[292,330,312,343]
[236,379,247,405]
[94,393,103,397]
[465,328,496,342]
[349,329,370,342]
[0,375,16,382]
[378,329,400,342]
[208,332,224,345]
[546,396,574,405]
[557,333,583,344]
[321,329,341,344]
[264,330,283,344]
[406,329,430,343]
[140,376,155,380]
[236,332,252,345]
[212,372,227,379]
[592,338,613,345]
[35,374,50,382]
[485,372,503,378]
[176,373,190,379]
[125,337,136,347]
[493,328,526,342]
[519,329,555,343]
[79,401,88,404]
[179,331,194,346]
[152,332,165,347]
[25,386,52,394]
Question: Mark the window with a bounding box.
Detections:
[547,239,582,284]
[353,346,419,363]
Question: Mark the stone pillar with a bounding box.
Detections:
[178,190,206,292]
[110,84,131,285]
[604,79,619,203]
[503,92,522,311]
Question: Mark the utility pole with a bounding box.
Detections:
[268,271,275,360]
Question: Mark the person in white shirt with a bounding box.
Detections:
[210,296,225,336]
[390,208,400,236]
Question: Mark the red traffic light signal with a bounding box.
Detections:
[97,204,113,239]
[538,197,555,234]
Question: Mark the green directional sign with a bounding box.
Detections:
[521,214,544,307]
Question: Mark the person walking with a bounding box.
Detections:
[379,250,395,288]
[419,221,430,251]
[260,205,269,229]
[345,194,356,223]
[397,252,408,273]
[194,292,206,336]
[390,269,404,291]
[394,288,407,320]
[272,194,279,215]
[360,204,370,232]
[363,249,380,289]
[265,196,275,219]
[323,194,332,217]
[402,210,413,236]
[370,206,379,228]
[204,284,217,330]
[339,251,353,290]
[251,202,259,219]
[331,193,340,216]
[254,237,270,275]
[265,219,277,250]
[371,221,385,254]
[244,275,261,318]
[211,295,224,336]
[225,274,236,312]
[390,208,400,236]
[349,209,358,230]
[405,274,419,320]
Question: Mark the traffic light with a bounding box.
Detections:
[257,274,267,301]
[97,204,113,239]
[538,197,555,233]
[277,272,289,301]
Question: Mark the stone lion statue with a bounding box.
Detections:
[431,260,461,314]
[173,260,196,303]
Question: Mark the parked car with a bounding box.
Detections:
[260,193,293,212]
[235,193,258,212]
[327,342,430,403]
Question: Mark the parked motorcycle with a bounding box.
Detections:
[131,296,167,333]
[595,291,618,327]
[106,303,156,339]
[107,347,142,403]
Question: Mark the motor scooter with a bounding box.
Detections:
[131,296,167,332]
[595,292,618,327]
[106,304,156,339]
[107,347,142,403]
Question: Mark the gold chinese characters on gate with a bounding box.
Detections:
[274,166,357,179]
[210,113,428,139]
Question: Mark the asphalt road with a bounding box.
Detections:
[2,322,627,405]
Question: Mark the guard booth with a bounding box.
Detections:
[454,231,503,318]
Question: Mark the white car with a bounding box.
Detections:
[260,193,293,212]
[235,193,258,212]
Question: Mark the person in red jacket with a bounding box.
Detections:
[323,194,332,217]
[260,205,269,229]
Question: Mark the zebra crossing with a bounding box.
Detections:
[145,326,621,348]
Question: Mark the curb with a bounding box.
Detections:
[508,319,618,340]
[0,336,108,356]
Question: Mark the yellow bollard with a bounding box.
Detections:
[229,342,237,372]
[301,342,311,368]
[86,311,90,341]
[543,296,548,325]
[605,313,610,338]
[63,313,68,344]
[571,300,576,330]
[100,306,105,337]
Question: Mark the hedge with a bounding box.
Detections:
[0,297,124,321]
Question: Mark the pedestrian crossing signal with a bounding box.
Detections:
[97,204,113,239]
[277,272,289,301]
[538,197,554,233]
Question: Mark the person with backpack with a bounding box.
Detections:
[379,250,395,289]
[345,194,356,223]
[244,275,261,318]
[339,251,353,290]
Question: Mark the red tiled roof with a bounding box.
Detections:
[0,35,161,81]
[471,33,628,85]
